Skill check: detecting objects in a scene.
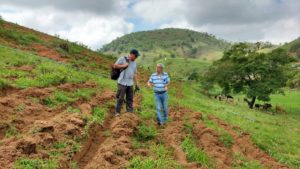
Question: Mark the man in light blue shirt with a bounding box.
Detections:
[113,49,140,117]
[147,63,170,126]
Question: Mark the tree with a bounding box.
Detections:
[203,43,291,109]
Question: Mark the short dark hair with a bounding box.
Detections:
[130,49,140,57]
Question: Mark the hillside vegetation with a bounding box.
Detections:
[101,28,230,61]
[282,37,300,60]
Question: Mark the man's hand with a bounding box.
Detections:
[134,85,140,93]
[164,86,168,91]
[147,82,152,87]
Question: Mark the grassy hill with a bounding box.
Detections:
[0,18,299,169]
[0,19,114,75]
[281,37,300,60]
[279,37,300,88]
[101,28,230,61]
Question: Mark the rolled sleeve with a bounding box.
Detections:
[166,77,170,84]
[115,57,125,65]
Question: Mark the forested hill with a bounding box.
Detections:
[281,37,300,60]
[101,28,230,60]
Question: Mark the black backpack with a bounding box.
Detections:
[110,56,129,80]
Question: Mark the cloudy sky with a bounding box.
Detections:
[0,0,299,50]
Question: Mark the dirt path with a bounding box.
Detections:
[73,94,143,169]
[188,112,233,169]
[158,107,201,169]
[207,115,289,169]
[73,110,114,168]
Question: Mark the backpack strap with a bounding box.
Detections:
[121,56,129,72]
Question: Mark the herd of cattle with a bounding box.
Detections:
[213,94,286,114]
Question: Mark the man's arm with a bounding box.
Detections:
[113,63,128,69]
[113,57,128,69]
[147,75,153,87]
[164,74,170,90]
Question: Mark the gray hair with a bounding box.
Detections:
[156,63,164,68]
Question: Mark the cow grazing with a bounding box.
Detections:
[254,104,262,109]
[262,103,272,110]
[275,105,286,114]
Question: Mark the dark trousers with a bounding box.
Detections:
[115,84,134,114]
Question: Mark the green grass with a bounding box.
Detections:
[0,45,115,90]
[202,115,234,148]
[5,124,19,138]
[232,153,265,169]
[0,78,10,89]
[181,136,214,168]
[41,90,76,108]
[135,123,157,141]
[67,107,81,114]
[176,83,300,168]
[74,88,96,101]
[53,142,67,149]
[234,89,300,115]
[0,28,42,45]
[91,106,106,124]
[69,161,79,169]
[81,105,108,138]
[128,144,183,169]
[268,90,300,115]
[14,158,58,169]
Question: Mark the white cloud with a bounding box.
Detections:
[0,0,300,47]
[132,0,184,23]
[0,3,134,50]
[134,0,300,44]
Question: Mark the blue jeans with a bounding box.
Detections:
[154,92,168,124]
